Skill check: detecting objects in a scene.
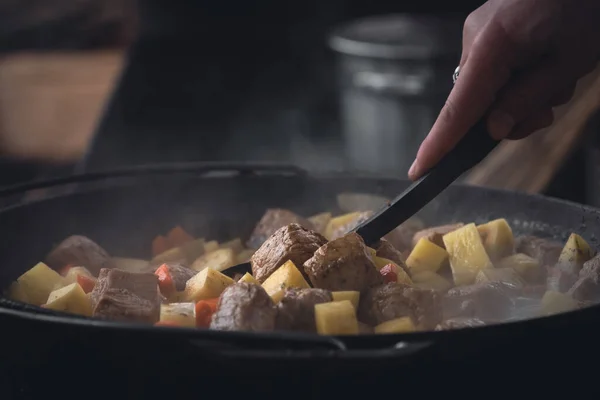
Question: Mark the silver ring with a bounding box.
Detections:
[452,66,460,84]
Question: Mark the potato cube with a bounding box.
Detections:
[6,282,29,303]
[475,267,524,287]
[405,238,449,274]
[323,212,364,240]
[332,291,360,310]
[151,247,187,265]
[220,238,244,255]
[477,219,514,261]
[184,268,234,302]
[412,271,453,292]
[557,233,593,274]
[191,248,236,272]
[374,317,416,334]
[540,291,578,316]
[238,273,260,285]
[314,300,359,335]
[496,253,541,283]
[159,303,196,327]
[180,238,206,264]
[308,212,332,234]
[16,262,64,306]
[443,223,493,286]
[204,240,219,254]
[113,258,151,273]
[44,283,92,316]
[261,260,310,303]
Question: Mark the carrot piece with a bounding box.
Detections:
[195,298,219,328]
[167,226,195,247]
[58,263,75,276]
[152,235,172,256]
[155,264,176,296]
[155,321,182,328]
[76,274,97,294]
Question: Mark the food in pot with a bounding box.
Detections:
[4,206,598,335]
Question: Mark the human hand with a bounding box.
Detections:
[408,0,600,180]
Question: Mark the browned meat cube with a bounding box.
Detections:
[247,209,315,249]
[90,268,161,324]
[159,262,196,292]
[275,288,333,332]
[412,223,464,249]
[515,235,563,267]
[435,317,486,330]
[375,238,409,271]
[46,235,115,275]
[520,284,547,298]
[442,282,517,321]
[251,223,327,283]
[304,232,383,292]
[210,282,277,332]
[568,254,600,301]
[546,267,578,293]
[358,282,442,329]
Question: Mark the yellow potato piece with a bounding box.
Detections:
[374,317,416,334]
[315,300,359,335]
[308,212,332,234]
[557,233,593,273]
[113,258,150,273]
[476,219,514,261]
[262,260,310,303]
[152,247,187,265]
[6,282,29,303]
[496,253,541,283]
[412,271,453,292]
[405,238,448,274]
[160,303,196,327]
[219,238,244,255]
[16,262,64,306]
[203,240,220,254]
[191,248,236,272]
[181,238,206,264]
[323,212,363,240]
[184,268,234,302]
[443,223,493,286]
[373,257,413,285]
[332,291,360,310]
[475,267,524,286]
[238,272,259,285]
[540,291,578,316]
[45,283,92,316]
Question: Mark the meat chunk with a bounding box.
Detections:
[90,268,161,323]
[247,209,314,249]
[568,254,600,302]
[304,232,383,292]
[546,267,577,293]
[358,282,442,329]
[160,262,196,291]
[210,282,277,332]
[412,223,464,249]
[275,288,333,332]
[251,223,327,283]
[442,282,517,321]
[515,235,563,267]
[435,317,486,331]
[375,238,408,268]
[45,235,115,275]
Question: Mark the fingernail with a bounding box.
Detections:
[488,110,515,140]
[408,159,418,180]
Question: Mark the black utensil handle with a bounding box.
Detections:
[0,162,308,199]
[355,118,499,245]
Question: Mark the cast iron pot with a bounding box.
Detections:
[1,162,600,398]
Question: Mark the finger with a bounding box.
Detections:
[506,108,554,140]
[485,60,579,140]
[408,22,514,180]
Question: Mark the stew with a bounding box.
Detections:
[5,206,598,335]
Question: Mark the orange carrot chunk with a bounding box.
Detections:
[76,274,97,294]
[195,298,219,328]
[155,264,176,296]
[155,321,182,328]
[167,226,195,247]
